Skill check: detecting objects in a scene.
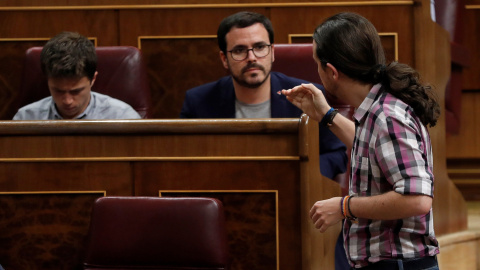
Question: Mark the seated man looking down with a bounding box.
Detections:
[180,11,347,180]
[13,32,141,120]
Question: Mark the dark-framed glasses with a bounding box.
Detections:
[228,44,272,61]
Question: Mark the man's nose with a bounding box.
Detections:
[62,94,73,105]
[246,49,257,61]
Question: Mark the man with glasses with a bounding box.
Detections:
[180,11,347,182]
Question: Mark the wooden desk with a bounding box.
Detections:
[0,115,341,270]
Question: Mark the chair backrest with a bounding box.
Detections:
[17,46,152,118]
[273,43,352,109]
[273,43,321,84]
[83,196,229,270]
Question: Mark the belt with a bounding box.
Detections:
[358,256,437,270]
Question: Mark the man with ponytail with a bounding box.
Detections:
[281,12,440,269]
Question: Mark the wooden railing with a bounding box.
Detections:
[0,115,341,270]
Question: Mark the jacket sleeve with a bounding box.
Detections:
[180,90,195,118]
[274,75,349,180]
[318,115,349,180]
[312,82,348,180]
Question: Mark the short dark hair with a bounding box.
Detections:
[217,11,274,53]
[40,31,97,81]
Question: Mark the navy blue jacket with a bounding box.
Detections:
[180,72,347,179]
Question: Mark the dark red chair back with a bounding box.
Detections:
[84,197,229,270]
[273,43,321,84]
[273,43,353,117]
[17,46,152,118]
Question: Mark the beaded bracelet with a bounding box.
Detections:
[347,195,357,221]
[342,196,349,219]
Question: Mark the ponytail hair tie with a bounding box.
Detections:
[379,64,386,75]
[371,64,387,84]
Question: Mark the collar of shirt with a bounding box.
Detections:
[51,93,94,120]
[353,83,382,125]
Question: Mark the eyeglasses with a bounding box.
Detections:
[227,44,272,61]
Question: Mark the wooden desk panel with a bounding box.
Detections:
[136,160,301,269]
[0,116,341,270]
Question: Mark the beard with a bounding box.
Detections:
[230,62,271,89]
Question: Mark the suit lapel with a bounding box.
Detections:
[270,73,288,118]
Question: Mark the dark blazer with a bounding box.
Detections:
[180,72,348,179]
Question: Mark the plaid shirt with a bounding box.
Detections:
[345,84,439,268]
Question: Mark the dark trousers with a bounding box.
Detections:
[335,224,351,270]
[356,256,438,270]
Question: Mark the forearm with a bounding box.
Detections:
[328,113,355,149]
[348,191,432,220]
[281,84,356,148]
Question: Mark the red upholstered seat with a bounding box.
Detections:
[17,46,152,118]
[273,43,354,192]
[83,197,229,270]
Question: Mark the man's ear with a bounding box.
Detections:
[90,71,98,87]
[219,51,229,70]
[326,63,339,81]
